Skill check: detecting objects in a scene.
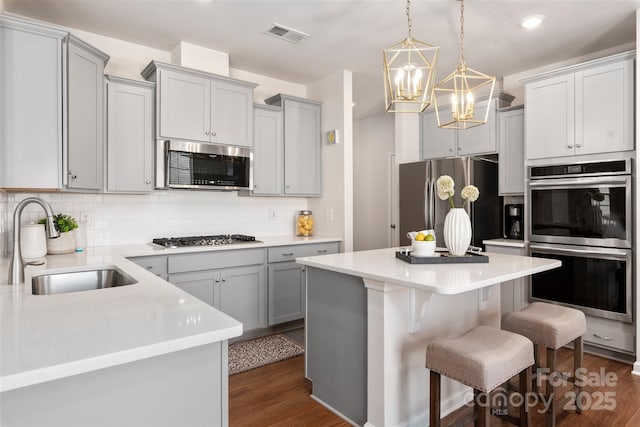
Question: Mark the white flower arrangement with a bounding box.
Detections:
[436,175,479,209]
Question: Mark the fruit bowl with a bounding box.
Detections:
[412,240,436,256]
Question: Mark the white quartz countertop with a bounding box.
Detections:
[0,235,340,392]
[297,247,559,295]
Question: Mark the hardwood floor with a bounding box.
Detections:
[229,349,640,426]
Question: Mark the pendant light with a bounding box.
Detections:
[383,0,439,113]
[434,0,495,129]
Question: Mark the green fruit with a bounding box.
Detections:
[424,234,435,241]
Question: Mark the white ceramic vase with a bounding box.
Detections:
[443,208,471,256]
[46,230,76,255]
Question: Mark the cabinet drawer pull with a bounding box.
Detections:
[593,333,613,341]
[317,249,328,253]
[282,252,294,256]
[145,266,154,270]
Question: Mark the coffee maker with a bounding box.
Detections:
[504,204,524,240]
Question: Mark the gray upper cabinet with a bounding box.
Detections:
[498,106,525,195]
[252,104,283,195]
[142,61,256,147]
[0,17,108,191]
[0,16,66,189]
[66,35,109,191]
[106,76,155,193]
[265,94,322,196]
[421,94,513,160]
[523,51,634,160]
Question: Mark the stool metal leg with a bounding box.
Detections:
[574,336,584,414]
[519,366,531,427]
[546,347,557,427]
[430,370,441,427]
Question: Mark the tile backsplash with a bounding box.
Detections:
[4,191,307,250]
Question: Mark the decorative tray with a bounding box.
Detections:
[395,250,489,264]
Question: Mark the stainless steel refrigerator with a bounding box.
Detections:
[399,157,502,248]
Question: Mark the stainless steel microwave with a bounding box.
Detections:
[156,140,253,190]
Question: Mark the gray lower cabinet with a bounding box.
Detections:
[128,255,168,280]
[268,261,305,325]
[105,76,155,193]
[168,266,267,331]
[166,248,267,332]
[267,242,339,326]
[66,35,109,190]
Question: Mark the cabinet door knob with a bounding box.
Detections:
[68,171,77,179]
[145,180,151,184]
[575,143,582,148]
[568,144,574,148]
[285,185,290,189]
[221,277,226,282]
[212,132,216,137]
[205,130,210,135]
[254,184,259,189]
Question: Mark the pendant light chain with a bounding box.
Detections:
[406,0,413,39]
[459,0,465,65]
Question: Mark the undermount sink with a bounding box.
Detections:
[32,267,138,295]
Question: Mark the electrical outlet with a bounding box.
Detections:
[80,211,92,226]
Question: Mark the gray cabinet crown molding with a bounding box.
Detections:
[105,74,155,89]
[254,103,283,112]
[0,14,67,38]
[140,60,257,89]
[519,50,636,84]
[264,93,322,108]
[66,33,110,65]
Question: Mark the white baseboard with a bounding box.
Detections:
[632,361,640,376]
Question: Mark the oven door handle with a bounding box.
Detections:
[529,244,629,258]
[529,176,629,188]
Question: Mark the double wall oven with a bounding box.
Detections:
[527,158,634,323]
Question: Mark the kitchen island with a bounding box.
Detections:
[297,247,561,427]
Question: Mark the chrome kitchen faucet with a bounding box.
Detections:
[8,197,60,285]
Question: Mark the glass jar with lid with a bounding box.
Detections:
[296,210,314,236]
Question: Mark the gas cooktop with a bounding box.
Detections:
[152,234,259,248]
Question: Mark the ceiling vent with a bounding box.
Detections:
[264,23,310,44]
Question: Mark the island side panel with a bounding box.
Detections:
[306,266,367,425]
[1,342,228,427]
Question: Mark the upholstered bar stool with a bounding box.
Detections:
[425,325,534,427]
[502,302,587,427]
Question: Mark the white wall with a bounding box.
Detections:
[230,68,306,104]
[307,70,354,252]
[353,113,395,251]
[171,41,229,76]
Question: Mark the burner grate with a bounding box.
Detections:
[152,234,257,248]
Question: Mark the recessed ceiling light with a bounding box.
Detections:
[520,15,544,30]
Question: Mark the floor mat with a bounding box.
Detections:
[228,334,304,375]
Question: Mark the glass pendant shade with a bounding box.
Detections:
[433,0,496,129]
[434,63,495,129]
[383,37,439,113]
